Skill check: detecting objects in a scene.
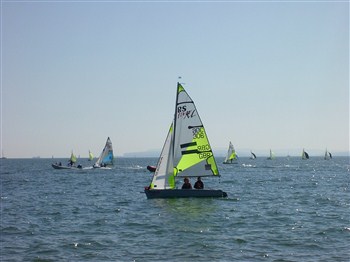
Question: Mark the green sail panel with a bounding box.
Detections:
[70,152,77,163]
[173,84,219,177]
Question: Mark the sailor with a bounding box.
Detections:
[194,177,204,189]
[181,177,192,189]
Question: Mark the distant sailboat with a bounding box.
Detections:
[250,151,257,160]
[302,148,309,160]
[70,151,77,165]
[88,150,94,161]
[52,151,83,169]
[223,142,238,164]
[93,137,114,168]
[144,82,227,199]
[324,149,332,160]
[267,149,275,160]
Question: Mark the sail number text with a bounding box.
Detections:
[177,106,196,119]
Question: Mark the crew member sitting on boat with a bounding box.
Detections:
[182,177,192,189]
[194,177,204,189]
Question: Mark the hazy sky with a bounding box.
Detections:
[1,1,349,158]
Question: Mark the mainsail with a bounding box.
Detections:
[149,83,219,190]
[223,142,238,163]
[94,137,114,167]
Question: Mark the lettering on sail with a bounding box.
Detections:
[177,106,197,119]
[192,127,212,159]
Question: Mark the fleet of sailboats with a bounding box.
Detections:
[46,79,336,200]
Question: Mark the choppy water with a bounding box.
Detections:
[1,157,349,261]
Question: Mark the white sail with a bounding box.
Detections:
[94,137,114,167]
[150,123,175,189]
[267,149,275,160]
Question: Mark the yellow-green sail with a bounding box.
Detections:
[88,150,94,161]
[173,83,219,177]
[70,152,77,163]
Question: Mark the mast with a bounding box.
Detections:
[172,82,181,159]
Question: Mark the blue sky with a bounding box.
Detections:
[1,1,349,158]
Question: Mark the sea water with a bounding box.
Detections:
[1,157,349,261]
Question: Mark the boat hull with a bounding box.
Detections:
[144,189,228,199]
[51,164,82,170]
[146,165,156,172]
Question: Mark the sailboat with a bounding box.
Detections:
[223,142,238,164]
[267,149,275,160]
[250,151,257,160]
[324,148,332,160]
[52,151,82,169]
[302,148,309,160]
[88,150,94,161]
[93,137,114,168]
[144,82,227,199]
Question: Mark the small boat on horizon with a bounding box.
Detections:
[324,148,332,160]
[52,151,83,169]
[223,142,238,164]
[267,149,275,160]
[250,151,257,160]
[302,148,310,160]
